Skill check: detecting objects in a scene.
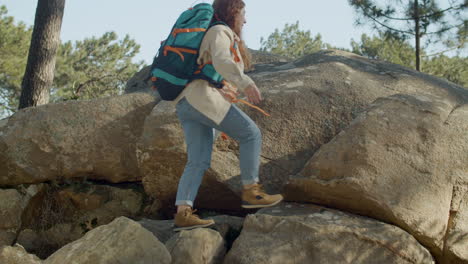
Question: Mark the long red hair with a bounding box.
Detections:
[212,0,252,70]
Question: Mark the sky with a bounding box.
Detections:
[1,0,375,65]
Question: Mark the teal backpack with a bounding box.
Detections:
[150,3,230,100]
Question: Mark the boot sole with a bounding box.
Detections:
[173,222,214,232]
[241,197,283,209]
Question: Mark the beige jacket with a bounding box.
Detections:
[173,24,255,125]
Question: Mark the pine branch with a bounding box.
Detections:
[354,2,415,34]
[365,12,415,35]
[377,4,466,21]
[424,22,466,35]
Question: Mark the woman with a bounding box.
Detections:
[173,0,283,231]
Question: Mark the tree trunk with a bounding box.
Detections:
[414,0,421,71]
[18,0,66,109]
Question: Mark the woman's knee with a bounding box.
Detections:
[245,124,262,142]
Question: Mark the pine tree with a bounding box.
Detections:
[18,0,66,109]
[349,0,467,71]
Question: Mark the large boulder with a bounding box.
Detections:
[0,185,42,233]
[165,228,225,264]
[0,244,42,264]
[44,216,171,264]
[0,93,156,186]
[224,203,434,264]
[284,94,467,262]
[0,231,16,248]
[0,189,27,231]
[249,49,290,65]
[245,49,467,193]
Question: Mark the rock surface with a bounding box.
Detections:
[44,216,171,264]
[0,244,42,264]
[224,203,435,264]
[0,93,156,185]
[284,94,467,262]
[166,228,225,264]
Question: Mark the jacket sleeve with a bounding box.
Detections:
[206,26,255,91]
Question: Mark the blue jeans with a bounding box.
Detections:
[175,98,261,207]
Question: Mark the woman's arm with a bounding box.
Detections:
[206,26,262,103]
[207,26,254,92]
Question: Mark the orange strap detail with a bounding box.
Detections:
[163,46,197,61]
[151,77,157,82]
[233,98,271,117]
[172,28,206,37]
[230,42,241,63]
[199,61,213,68]
[193,61,213,75]
[222,80,228,86]
[222,84,270,117]
[221,132,229,140]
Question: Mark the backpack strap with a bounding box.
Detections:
[163,46,198,61]
[193,22,241,85]
[208,21,241,63]
[230,42,241,63]
[171,28,207,37]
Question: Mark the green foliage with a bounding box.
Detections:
[351,32,416,68]
[352,32,467,87]
[259,21,332,59]
[423,55,468,87]
[0,6,144,118]
[445,20,468,49]
[53,32,144,101]
[259,19,466,87]
[0,5,31,117]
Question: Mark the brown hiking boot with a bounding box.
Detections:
[241,184,284,209]
[173,208,215,231]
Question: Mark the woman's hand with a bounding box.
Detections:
[244,84,262,105]
[218,82,239,101]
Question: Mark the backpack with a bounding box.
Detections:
[150,3,231,101]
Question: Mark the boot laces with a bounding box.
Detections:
[185,208,200,219]
[251,184,266,194]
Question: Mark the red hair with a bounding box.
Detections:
[212,0,252,70]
